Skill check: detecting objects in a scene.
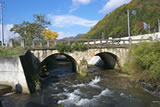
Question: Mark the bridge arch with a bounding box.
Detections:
[95,52,119,69]
[31,48,128,70]
[39,53,77,76]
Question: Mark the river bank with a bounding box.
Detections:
[122,41,160,98]
[128,73,160,97]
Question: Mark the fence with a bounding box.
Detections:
[7,38,154,49]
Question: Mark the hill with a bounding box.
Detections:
[74,33,84,39]
[61,33,84,40]
[82,0,160,39]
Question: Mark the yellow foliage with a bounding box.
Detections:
[42,29,58,40]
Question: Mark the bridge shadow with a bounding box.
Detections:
[90,52,119,70]
[39,53,77,87]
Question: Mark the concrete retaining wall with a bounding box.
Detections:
[0,51,40,94]
[119,32,160,40]
[0,56,30,94]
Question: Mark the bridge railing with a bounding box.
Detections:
[8,38,152,49]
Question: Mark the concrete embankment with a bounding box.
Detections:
[0,51,40,94]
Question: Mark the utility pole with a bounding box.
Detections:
[158,19,160,32]
[0,2,4,46]
[127,10,131,38]
[101,32,104,39]
[148,24,150,34]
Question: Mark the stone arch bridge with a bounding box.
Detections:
[31,47,129,70]
[8,38,150,70]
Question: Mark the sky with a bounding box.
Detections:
[0,0,131,42]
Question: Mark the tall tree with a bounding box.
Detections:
[10,14,51,40]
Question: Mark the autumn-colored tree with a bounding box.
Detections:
[138,21,144,29]
[43,29,58,40]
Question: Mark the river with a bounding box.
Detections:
[0,61,160,107]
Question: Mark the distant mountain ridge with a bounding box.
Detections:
[82,0,160,39]
[61,33,84,40]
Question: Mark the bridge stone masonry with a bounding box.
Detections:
[27,38,132,71]
[28,39,133,74]
[31,47,128,69]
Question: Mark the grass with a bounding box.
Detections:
[0,47,25,56]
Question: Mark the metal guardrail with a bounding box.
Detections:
[8,38,152,49]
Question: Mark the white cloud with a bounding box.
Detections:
[58,32,75,39]
[72,0,91,5]
[0,24,19,43]
[99,0,131,14]
[70,0,92,13]
[48,14,98,28]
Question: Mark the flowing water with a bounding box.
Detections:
[0,61,160,107]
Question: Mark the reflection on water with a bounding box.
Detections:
[1,61,160,107]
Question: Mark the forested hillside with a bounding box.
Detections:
[82,0,160,39]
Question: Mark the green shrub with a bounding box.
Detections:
[126,41,160,81]
[56,44,72,53]
[72,42,88,51]
[56,42,88,53]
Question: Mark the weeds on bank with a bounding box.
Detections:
[122,41,160,86]
[0,47,24,56]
